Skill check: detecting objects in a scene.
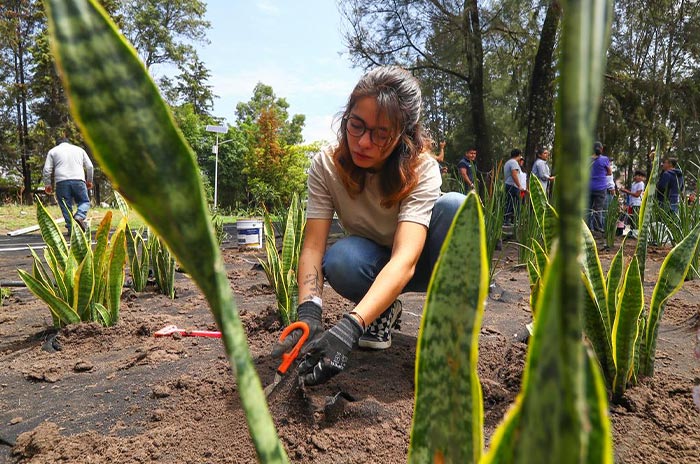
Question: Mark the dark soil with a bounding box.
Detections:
[1,235,699,463]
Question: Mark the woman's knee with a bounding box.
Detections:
[323,236,389,302]
[431,192,466,227]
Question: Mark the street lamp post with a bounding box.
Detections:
[205,124,227,210]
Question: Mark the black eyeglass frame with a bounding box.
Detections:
[342,115,396,148]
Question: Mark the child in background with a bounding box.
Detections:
[620,170,646,236]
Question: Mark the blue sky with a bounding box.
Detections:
[175,1,364,144]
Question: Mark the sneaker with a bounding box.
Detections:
[358,300,402,350]
[73,214,87,232]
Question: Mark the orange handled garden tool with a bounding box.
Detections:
[264,321,310,398]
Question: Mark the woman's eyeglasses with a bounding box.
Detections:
[343,115,393,147]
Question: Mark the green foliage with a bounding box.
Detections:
[654,199,700,279]
[409,193,487,463]
[0,287,10,306]
[484,0,615,462]
[640,222,700,377]
[125,224,150,292]
[43,1,287,461]
[148,233,176,299]
[481,168,506,283]
[603,194,620,249]
[241,107,312,211]
[529,184,700,399]
[260,194,305,326]
[211,213,230,247]
[117,0,210,69]
[18,198,127,327]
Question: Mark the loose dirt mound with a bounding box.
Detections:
[1,244,699,463]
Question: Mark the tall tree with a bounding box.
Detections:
[524,0,561,170]
[161,51,216,116]
[0,0,42,203]
[119,0,210,70]
[602,0,700,175]
[341,0,494,172]
[235,83,305,145]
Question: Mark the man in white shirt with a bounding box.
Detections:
[42,137,94,234]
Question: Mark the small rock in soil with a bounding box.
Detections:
[150,409,165,422]
[73,360,94,372]
[10,417,23,425]
[152,385,172,398]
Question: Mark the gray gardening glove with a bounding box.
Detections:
[271,301,324,358]
[297,314,363,386]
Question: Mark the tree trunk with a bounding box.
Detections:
[524,0,561,171]
[463,0,492,174]
[12,1,32,204]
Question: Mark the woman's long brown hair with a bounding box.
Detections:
[332,66,433,208]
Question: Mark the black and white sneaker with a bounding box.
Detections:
[358,300,402,350]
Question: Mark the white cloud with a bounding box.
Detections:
[256,0,280,16]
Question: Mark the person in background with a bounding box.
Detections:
[588,141,611,233]
[42,137,94,235]
[457,146,477,192]
[272,66,465,386]
[620,170,646,234]
[503,148,525,225]
[434,141,445,163]
[656,157,684,213]
[531,148,554,195]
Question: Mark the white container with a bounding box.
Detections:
[236,219,264,249]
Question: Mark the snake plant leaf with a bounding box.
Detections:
[634,143,661,281]
[605,243,624,332]
[581,223,608,322]
[581,270,615,385]
[409,192,486,464]
[73,251,95,320]
[528,240,549,317]
[483,247,612,463]
[583,347,614,463]
[43,0,286,460]
[114,191,130,218]
[93,212,112,278]
[18,269,81,326]
[611,257,644,400]
[44,246,68,301]
[30,247,53,287]
[94,302,111,326]
[106,228,127,324]
[36,198,68,270]
[641,222,700,376]
[69,220,90,264]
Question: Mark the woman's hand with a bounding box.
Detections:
[297,314,363,386]
[271,301,325,358]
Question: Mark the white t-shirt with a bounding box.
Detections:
[306,150,442,247]
[42,142,94,184]
[629,181,645,207]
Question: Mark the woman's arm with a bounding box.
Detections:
[297,218,332,304]
[350,221,428,325]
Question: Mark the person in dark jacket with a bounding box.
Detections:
[656,157,684,213]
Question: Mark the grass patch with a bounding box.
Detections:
[0,203,147,234]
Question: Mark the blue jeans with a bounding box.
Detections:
[587,189,607,232]
[322,192,466,303]
[504,184,521,225]
[55,180,90,233]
